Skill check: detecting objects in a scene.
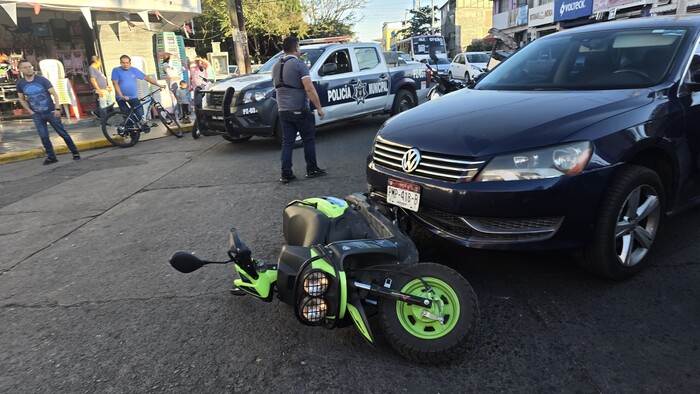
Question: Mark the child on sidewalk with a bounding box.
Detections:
[175,80,191,123]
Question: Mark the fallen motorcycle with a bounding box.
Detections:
[426,63,468,100]
[170,193,479,363]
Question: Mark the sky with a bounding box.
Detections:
[353,0,444,42]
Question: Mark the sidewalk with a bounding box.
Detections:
[0,116,193,165]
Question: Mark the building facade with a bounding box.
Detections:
[490,0,700,48]
[381,21,404,51]
[440,0,493,57]
[0,1,200,120]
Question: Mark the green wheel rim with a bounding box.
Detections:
[396,277,460,339]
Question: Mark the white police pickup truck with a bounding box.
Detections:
[195,39,430,144]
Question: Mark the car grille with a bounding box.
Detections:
[411,207,562,243]
[373,137,485,183]
[207,91,240,108]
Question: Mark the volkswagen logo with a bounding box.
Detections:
[401,148,421,173]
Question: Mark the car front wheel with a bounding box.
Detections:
[580,165,664,280]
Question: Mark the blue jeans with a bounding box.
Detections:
[117,98,144,126]
[279,110,318,175]
[32,111,79,159]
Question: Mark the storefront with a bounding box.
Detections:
[0,1,199,123]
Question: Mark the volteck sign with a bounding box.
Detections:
[554,0,593,22]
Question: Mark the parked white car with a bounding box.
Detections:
[448,52,490,81]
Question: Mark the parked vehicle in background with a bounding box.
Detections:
[228,65,239,76]
[195,39,429,144]
[449,52,489,81]
[367,16,700,280]
[423,57,451,77]
[394,35,448,63]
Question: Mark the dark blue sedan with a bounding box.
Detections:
[367,16,700,280]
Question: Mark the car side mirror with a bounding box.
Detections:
[320,63,337,76]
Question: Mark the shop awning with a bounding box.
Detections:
[0,1,199,32]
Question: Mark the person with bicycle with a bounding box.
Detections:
[111,54,165,131]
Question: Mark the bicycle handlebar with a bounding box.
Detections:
[139,87,164,102]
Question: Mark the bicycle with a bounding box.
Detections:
[101,87,183,148]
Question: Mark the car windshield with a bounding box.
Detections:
[255,48,326,74]
[476,27,688,91]
[466,53,490,63]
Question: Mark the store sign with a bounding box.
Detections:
[593,0,639,13]
[554,0,593,22]
[507,5,529,28]
[529,3,554,27]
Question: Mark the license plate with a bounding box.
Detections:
[387,179,420,212]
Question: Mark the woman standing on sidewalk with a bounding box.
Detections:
[16,59,80,164]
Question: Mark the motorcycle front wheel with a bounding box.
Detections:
[378,262,478,364]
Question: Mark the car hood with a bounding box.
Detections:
[378,88,654,157]
[208,73,273,92]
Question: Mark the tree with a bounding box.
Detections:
[192,0,308,62]
[466,39,494,52]
[399,6,440,37]
[301,0,368,39]
[244,0,308,59]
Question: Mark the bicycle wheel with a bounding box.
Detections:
[157,107,184,138]
[101,111,140,147]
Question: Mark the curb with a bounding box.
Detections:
[0,125,194,165]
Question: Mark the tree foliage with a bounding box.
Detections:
[466,39,494,52]
[399,6,440,37]
[191,0,368,62]
[301,0,367,39]
[193,0,308,62]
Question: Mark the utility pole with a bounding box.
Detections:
[225,0,251,74]
[431,0,435,35]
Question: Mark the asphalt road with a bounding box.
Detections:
[1,116,698,393]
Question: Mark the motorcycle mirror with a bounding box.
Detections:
[169,251,205,273]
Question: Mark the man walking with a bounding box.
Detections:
[88,55,114,119]
[111,54,164,130]
[16,59,80,164]
[272,36,326,184]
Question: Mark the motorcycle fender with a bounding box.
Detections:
[346,292,374,345]
[233,266,277,302]
[310,258,347,319]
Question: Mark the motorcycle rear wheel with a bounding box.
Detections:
[378,263,478,363]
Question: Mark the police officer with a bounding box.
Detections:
[272,36,326,184]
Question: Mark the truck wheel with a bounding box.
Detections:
[378,263,478,364]
[391,89,416,116]
[273,118,303,149]
[580,165,664,280]
[222,135,252,143]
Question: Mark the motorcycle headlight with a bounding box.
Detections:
[302,270,330,296]
[475,141,592,182]
[242,88,273,104]
[299,296,328,323]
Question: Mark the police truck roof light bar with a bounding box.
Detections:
[299,36,353,45]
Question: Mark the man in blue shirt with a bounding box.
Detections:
[16,59,80,165]
[111,54,164,129]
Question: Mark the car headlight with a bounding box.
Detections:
[475,141,592,182]
[242,88,273,104]
[302,271,330,296]
[298,296,328,323]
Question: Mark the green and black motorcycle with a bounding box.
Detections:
[169,193,478,363]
